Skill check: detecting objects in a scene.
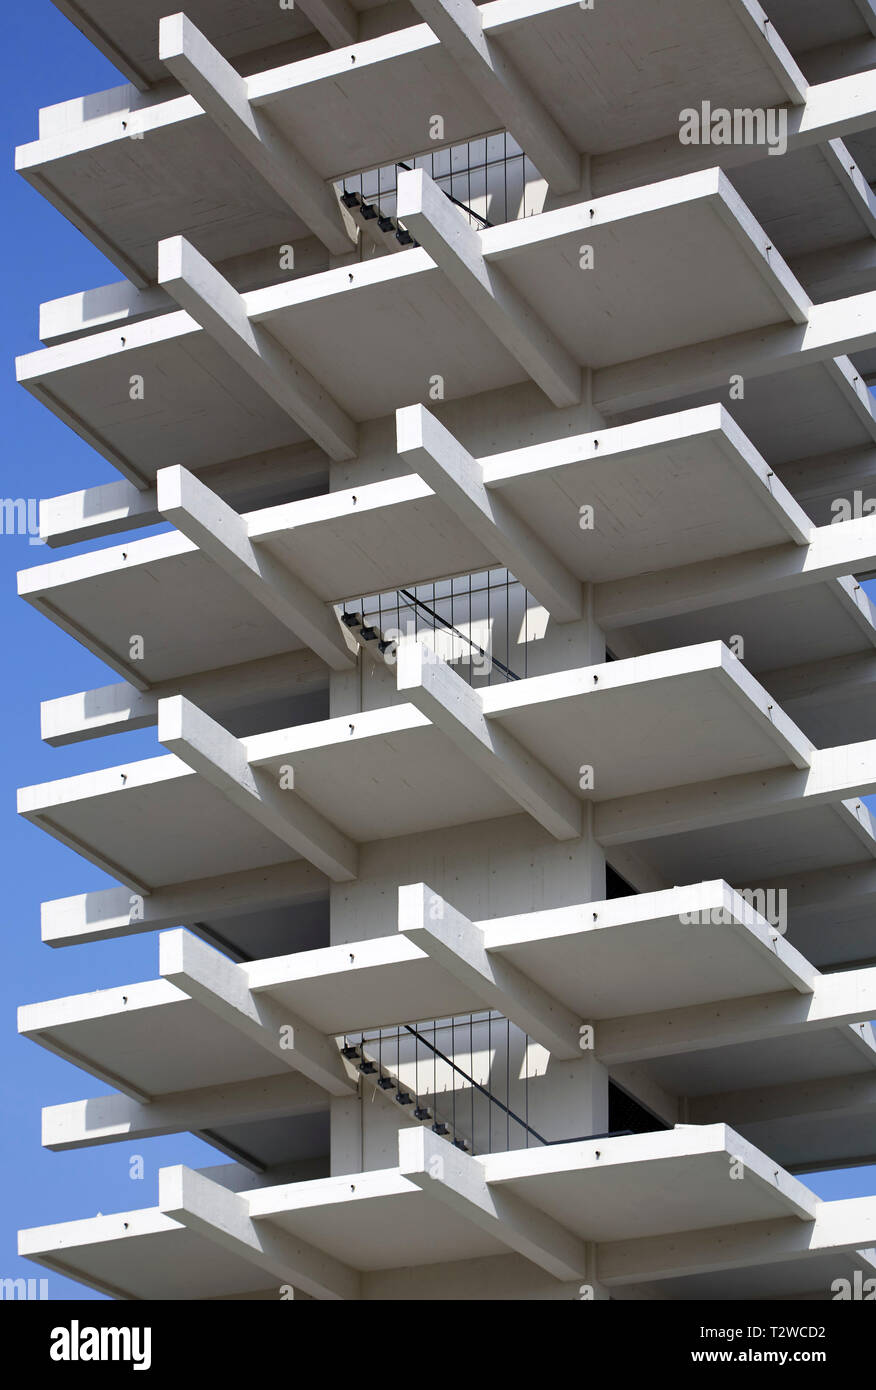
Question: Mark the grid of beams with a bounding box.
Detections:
[12,0,876,1302]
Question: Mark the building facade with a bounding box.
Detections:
[13,0,876,1299]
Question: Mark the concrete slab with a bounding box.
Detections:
[763,0,871,56]
[23,890,876,1175]
[19,403,816,687]
[19,1205,279,1300]
[643,1025,876,1104]
[14,881,815,1099]
[621,1249,876,1301]
[18,978,301,1100]
[621,358,876,467]
[20,1126,838,1298]
[51,0,329,90]
[626,800,876,890]
[28,0,803,280]
[614,580,876,690]
[19,530,304,687]
[15,171,807,483]
[17,645,813,890]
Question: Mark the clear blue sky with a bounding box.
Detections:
[1,2,232,1300]
[1,0,875,1302]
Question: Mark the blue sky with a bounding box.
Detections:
[1,0,875,1302]
[1,3,230,1300]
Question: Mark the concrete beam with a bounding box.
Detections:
[599,1196,876,1286]
[779,444,876,519]
[852,0,876,38]
[689,1071,876,1130]
[51,0,152,89]
[790,238,876,302]
[39,478,157,547]
[42,1072,323,1150]
[396,641,582,839]
[396,168,581,407]
[408,0,580,192]
[159,14,355,256]
[40,858,326,947]
[595,514,876,629]
[823,355,876,445]
[596,968,876,1064]
[157,235,357,460]
[159,1164,360,1299]
[595,66,876,196]
[159,927,354,1096]
[398,883,582,1057]
[399,1127,589,1281]
[765,650,876,713]
[822,140,876,242]
[396,404,582,620]
[41,649,328,747]
[764,861,876,923]
[157,464,354,670]
[294,0,358,47]
[592,291,876,417]
[157,695,358,881]
[594,741,876,846]
[728,0,808,103]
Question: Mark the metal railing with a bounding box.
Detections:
[342,1013,633,1156]
[342,567,536,687]
[338,131,543,242]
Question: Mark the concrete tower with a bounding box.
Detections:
[13,0,876,1300]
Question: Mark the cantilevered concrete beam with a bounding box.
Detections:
[159,1164,360,1300]
[592,291,876,416]
[765,651,876,722]
[396,168,581,408]
[595,66,876,195]
[41,649,328,747]
[397,641,582,839]
[398,883,582,1057]
[157,464,354,670]
[852,0,876,36]
[595,512,876,629]
[822,140,876,242]
[596,968,876,1065]
[159,15,355,256]
[408,0,580,192]
[159,927,354,1096]
[594,741,876,846]
[399,1127,589,1281]
[42,1072,323,1151]
[765,860,876,925]
[157,235,358,460]
[598,1196,876,1286]
[157,695,358,881]
[41,858,326,947]
[295,0,358,47]
[40,478,158,547]
[690,1071,876,1132]
[396,404,582,620]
